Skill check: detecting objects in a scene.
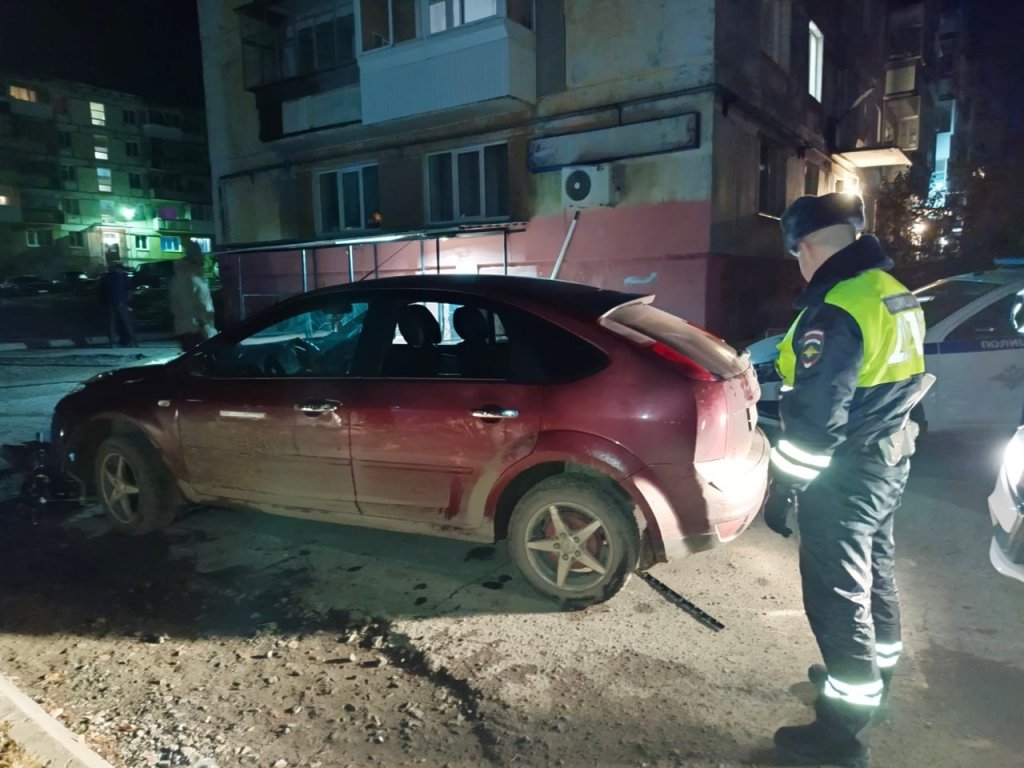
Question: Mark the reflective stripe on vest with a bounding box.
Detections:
[770,439,833,481]
[777,269,926,388]
[824,676,884,708]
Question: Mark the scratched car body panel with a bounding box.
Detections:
[750,266,1024,434]
[51,275,769,603]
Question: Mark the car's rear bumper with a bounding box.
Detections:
[988,466,1024,583]
[629,428,770,562]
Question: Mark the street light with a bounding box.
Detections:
[120,206,136,220]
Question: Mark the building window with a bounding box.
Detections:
[9,85,37,102]
[129,172,143,189]
[161,236,182,253]
[428,0,497,33]
[285,9,356,76]
[135,235,149,250]
[158,205,181,220]
[758,139,787,217]
[126,141,140,158]
[190,237,212,253]
[804,164,820,195]
[26,230,53,247]
[317,164,380,232]
[62,198,80,215]
[760,0,789,69]
[100,200,115,223]
[427,143,508,223]
[90,101,106,126]
[808,21,824,101]
[69,231,86,248]
[361,0,416,51]
[124,109,136,125]
[94,135,109,161]
[61,165,76,182]
[58,131,72,149]
[97,168,112,193]
[0,195,9,206]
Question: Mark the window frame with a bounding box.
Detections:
[94,134,109,161]
[129,172,143,190]
[161,235,183,253]
[757,138,787,218]
[808,20,824,101]
[134,235,149,251]
[126,141,140,158]
[315,162,381,233]
[427,0,499,35]
[69,231,86,248]
[425,142,509,224]
[96,167,112,193]
[9,85,37,102]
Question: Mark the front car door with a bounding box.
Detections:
[924,285,1024,432]
[347,292,546,536]
[174,296,369,515]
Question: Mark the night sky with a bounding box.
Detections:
[0,0,204,106]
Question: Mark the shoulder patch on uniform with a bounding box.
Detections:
[799,329,825,368]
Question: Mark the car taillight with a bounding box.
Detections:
[650,341,717,381]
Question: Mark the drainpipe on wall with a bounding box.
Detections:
[551,209,580,280]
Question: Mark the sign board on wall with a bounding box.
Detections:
[528,113,700,172]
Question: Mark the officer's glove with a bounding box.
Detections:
[763,483,798,538]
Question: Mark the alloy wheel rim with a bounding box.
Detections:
[522,502,615,592]
[100,452,141,525]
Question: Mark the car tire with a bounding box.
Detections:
[508,474,640,607]
[94,434,183,535]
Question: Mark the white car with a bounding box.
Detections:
[750,264,1024,434]
[990,426,1024,583]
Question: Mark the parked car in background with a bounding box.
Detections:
[0,274,53,296]
[50,275,768,606]
[52,271,98,293]
[990,424,1024,584]
[750,262,1024,435]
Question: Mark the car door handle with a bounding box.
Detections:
[471,408,519,420]
[295,399,341,415]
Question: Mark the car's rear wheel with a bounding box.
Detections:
[94,434,182,535]
[508,475,639,607]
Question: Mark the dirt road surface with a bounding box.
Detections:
[1,349,1022,768]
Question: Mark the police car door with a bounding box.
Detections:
[927,288,1024,431]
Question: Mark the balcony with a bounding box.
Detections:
[359,16,535,125]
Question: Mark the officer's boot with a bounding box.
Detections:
[774,695,872,767]
[808,665,894,724]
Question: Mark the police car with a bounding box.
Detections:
[749,261,1024,435]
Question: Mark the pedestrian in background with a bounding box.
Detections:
[763,193,929,767]
[169,241,216,351]
[97,261,137,348]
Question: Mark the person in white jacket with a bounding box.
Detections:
[169,241,216,350]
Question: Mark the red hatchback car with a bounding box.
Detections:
[51,275,768,605]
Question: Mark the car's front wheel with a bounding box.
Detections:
[508,475,640,607]
[94,434,183,535]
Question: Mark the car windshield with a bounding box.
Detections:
[915,279,999,328]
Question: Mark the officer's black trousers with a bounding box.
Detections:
[797,454,910,687]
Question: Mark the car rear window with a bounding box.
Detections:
[600,300,747,379]
[915,279,998,328]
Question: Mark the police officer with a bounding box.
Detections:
[763,193,928,767]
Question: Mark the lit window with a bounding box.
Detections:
[317,164,380,232]
[94,135,109,160]
[9,85,37,102]
[428,0,496,33]
[190,237,212,253]
[427,144,508,223]
[808,21,824,101]
[161,236,182,252]
[135,235,149,250]
[90,101,106,126]
[0,195,8,206]
[97,167,112,193]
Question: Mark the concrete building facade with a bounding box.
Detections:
[0,73,214,277]
[198,0,909,341]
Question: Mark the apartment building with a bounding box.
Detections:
[0,73,214,277]
[199,0,910,340]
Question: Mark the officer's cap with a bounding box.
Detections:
[780,193,865,255]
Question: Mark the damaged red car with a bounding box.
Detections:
[51,275,768,605]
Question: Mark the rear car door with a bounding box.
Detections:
[175,296,368,513]
[925,288,1024,431]
[347,293,544,533]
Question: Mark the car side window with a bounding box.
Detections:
[946,291,1024,342]
[369,296,605,382]
[206,300,369,378]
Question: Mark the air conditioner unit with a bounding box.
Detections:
[561,164,618,208]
